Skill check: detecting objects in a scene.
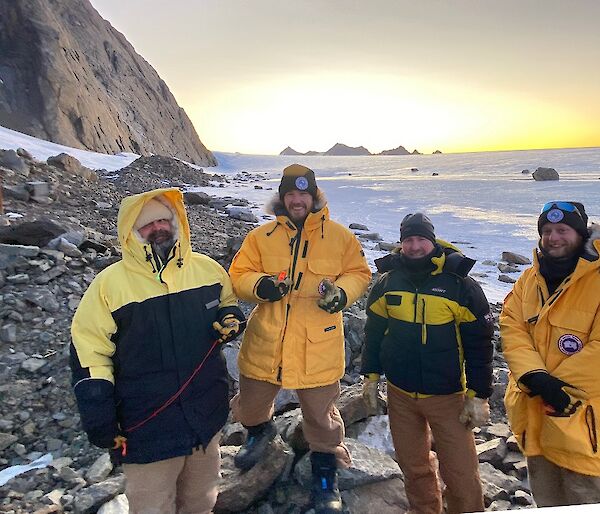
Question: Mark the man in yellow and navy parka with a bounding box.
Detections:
[229,164,371,514]
[70,188,244,513]
[361,213,493,514]
[502,201,600,507]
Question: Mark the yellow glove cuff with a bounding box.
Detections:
[367,373,380,382]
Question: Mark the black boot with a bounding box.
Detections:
[311,452,343,514]
[234,420,277,471]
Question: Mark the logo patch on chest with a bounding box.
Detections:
[431,287,446,294]
[558,334,583,355]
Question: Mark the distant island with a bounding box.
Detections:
[280,143,443,156]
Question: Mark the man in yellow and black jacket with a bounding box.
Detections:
[361,213,493,514]
[70,188,244,513]
[502,201,600,507]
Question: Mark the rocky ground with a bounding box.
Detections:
[0,148,527,513]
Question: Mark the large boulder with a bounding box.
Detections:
[532,167,559,181]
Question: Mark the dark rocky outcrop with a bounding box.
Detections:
[279,146,303,156]
[378,145,410,155]
[324,143,370,156]
[0,0,215,165]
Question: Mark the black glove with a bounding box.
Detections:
[256,275,291,302]
[87,425,120,448]
[213,314,243,344]
[317,279,347,313]
[521,372,588,416]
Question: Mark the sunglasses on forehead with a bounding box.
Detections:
[540,201,581,216]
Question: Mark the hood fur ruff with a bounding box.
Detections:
[585,222,600,258]
[265,189,327,217]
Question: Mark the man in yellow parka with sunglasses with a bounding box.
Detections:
[501,200,600,507]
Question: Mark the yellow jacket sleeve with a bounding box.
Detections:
[229,230,270,303]
[71,275,117,385]
[334,232,371,305]
[500,272,546,382]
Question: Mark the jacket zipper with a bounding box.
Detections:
[421,299,427,344]
[276,226,302,376]
[156,247,176,284]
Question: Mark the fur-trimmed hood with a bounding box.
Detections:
[265,189,327,217]
[584,222,600,259]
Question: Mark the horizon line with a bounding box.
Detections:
[211,144,600,158]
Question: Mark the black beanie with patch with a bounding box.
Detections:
[278,164,318,200]
[400,213,436,243]
[538,201,589,239]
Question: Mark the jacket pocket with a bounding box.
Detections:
[504,378,530,440]
[307,259,342,279]
[540,399,599,458]
[548,308,594,342]
[262,256,290,275]
[305,320,344,376]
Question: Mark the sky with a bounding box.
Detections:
[89,0,600,156]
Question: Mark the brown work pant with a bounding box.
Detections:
[122,433,220,514]
[527,455,600,507]
[387,385,484,514]
[231,374,351,467]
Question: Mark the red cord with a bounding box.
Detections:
[124,339,220,433]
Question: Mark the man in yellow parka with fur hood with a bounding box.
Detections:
[71,188,244,513]
[501,201,600,507]
[229,164,371,514]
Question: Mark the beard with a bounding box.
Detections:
[148,230,175,262]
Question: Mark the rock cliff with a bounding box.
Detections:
[0,0,216,165]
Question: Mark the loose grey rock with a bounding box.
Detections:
[73,475,126,514]
[97,494,128,514]
[476,438,507,467]
[376,242,397,252]
[501,251,531,265]
[184,191,211,205]
[513,489,534,505]
[358,232,382,242]
[22,287,61,313]
[295,439,402,490]
[227,207,258,223]
[2,184,30,201]
[0,242,40,257]
[349,223,369,230]
[341,477,409,513]
[0,432,18,451]
[86,453,113,484]
[497,263,519,273]
[532,167,559,181]
[0,324,17,343]
[21,357,47,373]
[217,437,294,513]
[0,149,29,175]
[498,274,516,284]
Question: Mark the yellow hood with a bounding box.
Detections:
[117,188,191,273]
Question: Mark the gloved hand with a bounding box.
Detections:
[317,279,347,313]
[213,314,243,344]
[256,275,292,302]
[459,390,490,429]
[112,435,128,456]
[520,372,588,416]
[87,426,119,449]
[362,375,380,411]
